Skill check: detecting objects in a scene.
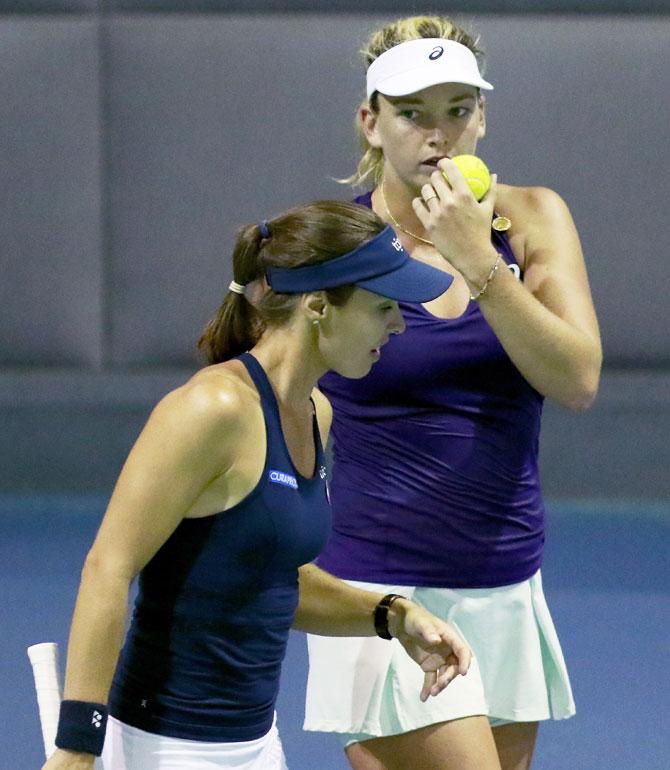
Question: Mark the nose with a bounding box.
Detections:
[426,121,453,150]
[389,305,405,335]
[428,127,444,143]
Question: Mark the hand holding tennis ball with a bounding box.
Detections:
[448,155,491,201]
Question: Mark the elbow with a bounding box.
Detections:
[563,359,602,412]
[81,548,101,581]
[80,547,133,588]
[566,387,597,412]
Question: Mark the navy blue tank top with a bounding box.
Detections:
[317,191,545,588]
[109,353,331,741]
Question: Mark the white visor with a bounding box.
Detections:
[366,38,493,100]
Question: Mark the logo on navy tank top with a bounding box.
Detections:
[269,470,298,489]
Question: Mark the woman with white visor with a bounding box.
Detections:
[305,16,602,770]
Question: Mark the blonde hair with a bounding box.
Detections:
[345,16,485,188]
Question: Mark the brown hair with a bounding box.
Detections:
[198,200,386,364]
[346,15,485,188]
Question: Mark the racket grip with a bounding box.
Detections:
[27,642,63,760]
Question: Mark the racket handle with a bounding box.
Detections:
[27,642,63,760]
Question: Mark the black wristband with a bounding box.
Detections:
[55,700,108,756]
[373,593,404,640]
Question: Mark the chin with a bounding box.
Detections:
[331,360,373,380]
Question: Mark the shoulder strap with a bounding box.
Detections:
[238,352,280,415]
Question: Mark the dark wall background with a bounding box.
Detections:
[1,3,669,499]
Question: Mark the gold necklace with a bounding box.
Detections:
[380,183,434,245]
[380,183,513,240]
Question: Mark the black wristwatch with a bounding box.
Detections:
[373,593,404,640]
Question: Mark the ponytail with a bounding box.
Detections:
[197,291,263,364]
[197,223,266,364]
[198,201,385,364]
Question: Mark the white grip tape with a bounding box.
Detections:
[27,642,62,760]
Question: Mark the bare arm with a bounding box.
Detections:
[294,563,471,701]
[415,160,602,410]
[294,562,390,636]
[297,399,470,699]
[43,377,242,768]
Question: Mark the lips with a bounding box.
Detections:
[422,155,449,167]
[370,338,389,355]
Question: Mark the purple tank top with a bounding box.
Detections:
[316,191,545,588]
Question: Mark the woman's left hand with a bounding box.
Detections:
[388,599,472,701]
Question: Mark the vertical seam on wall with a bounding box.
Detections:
[96,0,114,370]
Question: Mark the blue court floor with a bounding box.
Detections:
[2,494,668,770]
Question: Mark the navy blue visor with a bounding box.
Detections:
[265,225,453,302]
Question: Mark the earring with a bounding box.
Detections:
[312,319,320,326]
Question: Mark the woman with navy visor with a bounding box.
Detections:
[305,15,602,770]
[42,200,469,770]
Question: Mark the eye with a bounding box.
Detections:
[398,108,419,121]
[449,106,472,118]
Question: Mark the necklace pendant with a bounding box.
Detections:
[492,216,512,232]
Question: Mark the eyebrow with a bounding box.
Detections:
[387,93,476,105]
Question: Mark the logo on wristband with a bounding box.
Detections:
[92,710,103,728]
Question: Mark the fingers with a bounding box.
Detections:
[436,157,471,197]
[419,183,440,209]
[482,172,498,208]
[429,165,453,199]
[420,659,461,701]
[436,158,497,209]
[445,630,472,676]
[456,639,473,676]
[411,194,431,227]
[433,661,460,693]
[399,607,473,701]
[421,670,437,703]
[418,166,452,208]
[413,158,494,218]
[405,611,471,670]
[416,625,472,677]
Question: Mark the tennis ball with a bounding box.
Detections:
[449,155,491,201]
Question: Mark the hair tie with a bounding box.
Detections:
[228,281,246,295]
[259,220,271,239]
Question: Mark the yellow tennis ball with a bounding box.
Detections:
[449,155,491,201]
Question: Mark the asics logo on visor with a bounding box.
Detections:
[429,46,444,60]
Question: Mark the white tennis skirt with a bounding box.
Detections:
[97,713,288,770]
[304,570,575,742]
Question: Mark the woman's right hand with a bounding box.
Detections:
[41,748,96,770]
[411,157,499,284]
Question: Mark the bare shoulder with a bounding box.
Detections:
[151,361,258,437]
[496,183,573,226]
[495,183,579,269]
[311,387,333,447]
